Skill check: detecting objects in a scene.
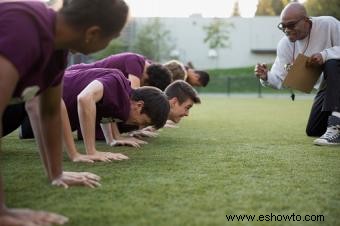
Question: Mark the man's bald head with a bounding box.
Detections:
[279,2,311,42]
[281,2,307,21]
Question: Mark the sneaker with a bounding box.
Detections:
[313,115,340,146]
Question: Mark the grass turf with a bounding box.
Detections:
[1,96,339,226]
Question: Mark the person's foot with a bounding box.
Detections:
[0,208,68,226]
[313,115,340,146]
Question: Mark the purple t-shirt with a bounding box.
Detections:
[67,52,146,79]
[63,68,132,132]
[0,1,67,104]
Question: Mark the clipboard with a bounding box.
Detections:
[283,54,322,93]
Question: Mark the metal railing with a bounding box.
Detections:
[196,76,294,97]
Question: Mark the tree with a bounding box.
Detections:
[203,19,233,49]
[132,18,173,62]
[232,1,241,17]
[255,0,275,16]
[272,0,290,15]
[304,0,340,20]
[203,18,233,68]
[255,0,290,16]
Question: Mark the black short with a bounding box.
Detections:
[2,103,27,137]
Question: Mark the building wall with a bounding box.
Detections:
[127,16,284,69]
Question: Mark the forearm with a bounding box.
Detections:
[77,97,97,155]
[100,122,115,144]
[61,100,80,160]
[111,122,122,140]
[261,39,292,90]
[25,97,51,177]
[39,92,63,181]
[321,46,340,61]
[0,56,19,210]
[263,59,287,90]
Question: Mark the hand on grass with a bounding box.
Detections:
[51,171,101,189]
[71,153,96,163]
[128,130,158,138]
[89,151,129,162]
[72,151,129,163]
[141,126,157,132]
[139,130,159,137]
[0,208,68,226]
[113,137,147,148]
[164,120,179,128]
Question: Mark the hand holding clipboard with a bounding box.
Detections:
[283,54,322,93]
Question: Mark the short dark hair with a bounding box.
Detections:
[60,0,129,36]
[131,86,170,129]
[195,70,210,87]
[146,64,172,91]
[164,80,201,104]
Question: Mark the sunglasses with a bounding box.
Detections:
[277,17,306,31]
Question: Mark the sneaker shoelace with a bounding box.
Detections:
[320,125,340,140]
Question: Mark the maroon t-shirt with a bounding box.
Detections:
[63,68,132,132]
[0,1,67,104]
[67,52,146,79]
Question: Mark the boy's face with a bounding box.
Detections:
[187,69,202,87]
[134,113,152,127]
[168,97,194,123]
[128,101,152,127]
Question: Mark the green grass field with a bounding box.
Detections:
[2,96,339,226]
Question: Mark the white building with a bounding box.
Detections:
[125,16,283,69]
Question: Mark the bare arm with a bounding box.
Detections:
[25,84,102,187]
[0,55,71,225]
[110,122,146,148]
[62,96,126,163]
[38,84,63,180]
[60,99,96,163]
[77,80,103,155]
[0,55,20,213]
[101,120,146,148]
[100,122,115,145]
[26,97,51,177]
[77,81,128,161]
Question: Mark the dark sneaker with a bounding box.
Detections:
[314,115,340,146]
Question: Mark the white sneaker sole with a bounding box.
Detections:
[313,138,340,146]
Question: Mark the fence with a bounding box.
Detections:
[197,76,294,97]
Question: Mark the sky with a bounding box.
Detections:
[44,0,306,18]
[125,0,306,18]
[124,0,257,18]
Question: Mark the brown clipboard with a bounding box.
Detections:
[283,54,322,93]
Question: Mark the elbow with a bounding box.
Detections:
[77,94,91,107]
[25,98,39,118]
[77,94,95,114]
